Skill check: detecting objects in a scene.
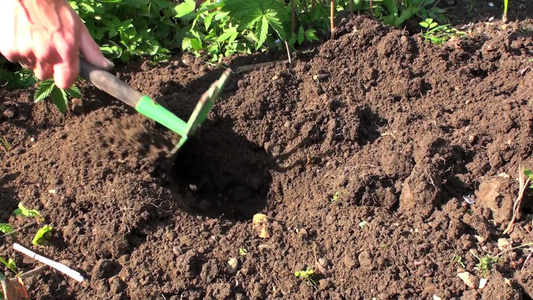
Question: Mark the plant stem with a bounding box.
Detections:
[330,0,335,39]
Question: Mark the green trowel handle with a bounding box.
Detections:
[79,58,141,108]
[78,58,188,136]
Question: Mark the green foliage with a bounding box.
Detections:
[378,0,446,27]
[420,18,464,45]
[503,0,508,21]
[34,79,81,114]
[525,169,533,188]
[294,267,317,288]
[239,248,248,256]
[472,253,500,277]
[0,257,18,275]
[0,137,10,151]
[32,225,53,246]
[13,203,43,222]
[69,0,178,62]
[0,223,14,235]
[0,67,36,90]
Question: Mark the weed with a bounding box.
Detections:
[239,248,248,256]
[294,267,317,288]
[0,257,18,276]
[466,0,476,16]
[34,79,82,114]
[502,0,508,22]
[451,254,466,268]
[0,223,14,235]
[32,225,53,246]
[330,190,345,203]
[379,0,445,27]
[524,169,533,188]
[419,18,464,45]
[0,137,10,151]
[471,252,499,277]
[13,203,42,221]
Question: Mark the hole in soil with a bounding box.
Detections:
[356,107,388,146]
[170,122,273,220]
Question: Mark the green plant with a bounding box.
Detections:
[502,0,508,22]
[0,137,11,151]
[294,267,317,288]
[451,254,466,268]
[0,67,36,90]
[0,223,14,235]
[359,220,369,229]
[32,225,53,246]
[0,271,4,299]
[239,248,248,256]
[69,0,177,62]
[330,190,345,203]
[34,79,82,114]
[0,257,18,276]
[472,252,499,277]
[13,202,44,223]
[419,18,464,45]
[379,0,445,27]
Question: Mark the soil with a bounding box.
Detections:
[1,8,533,300]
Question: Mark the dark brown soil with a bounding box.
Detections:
[1,13,533,300]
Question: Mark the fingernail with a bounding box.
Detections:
[104,58,114,69]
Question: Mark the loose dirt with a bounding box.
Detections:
[1,13,533,300]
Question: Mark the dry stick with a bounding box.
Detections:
[369,0,374,18]
[330,0,335,39]
[503,166,531,234]
[311,0,315,11]
[13,243,84,282]
[349,0,353,13]
[0,222,38,240]
[18,265,49,280]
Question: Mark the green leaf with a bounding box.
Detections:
[298,26,305,45]
[13,202,42,220]
[256,16,269,50]
[217,28,238,42]
[32,225,53,246]
[174,0,196,18]
[0,271,4,281]
[50,87,68,114]
[66,85,82,99]
[305,29,319,42]
[34,79,55,103]
[0,223,13,234]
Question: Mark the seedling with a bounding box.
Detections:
[502,0,508,22]
[471,252,499,277]
[524,169,533,188]
[330,190,345,203]
[294,267,317,288]
[0,137,10,151]
[0,224,14,235]
[239,248,248,256]
[419,18,464,45]
[32,225,53,246]
[14,202,43,222]
[0,257,18,276]
[451,254,466,268]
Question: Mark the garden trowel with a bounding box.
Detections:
[79,57,231,156]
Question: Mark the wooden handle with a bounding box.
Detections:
[79,58,141,108]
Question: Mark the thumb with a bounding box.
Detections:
[79,24,113,70]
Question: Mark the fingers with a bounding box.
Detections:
[79,24,113,70]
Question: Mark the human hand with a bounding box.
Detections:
[0,0,113,89]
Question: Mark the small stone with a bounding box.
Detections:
[497,238,511,251]
[226,258,238,274]
[458,271,478,289]
[479,278,488,289]
[433,295,442,300]
[71,98,84,114]
[358,251,373,270]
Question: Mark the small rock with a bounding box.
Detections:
[226,258,238,274]
[358,251,373,270]
[458,271,479,289]
[71,98,84,114]
[479,278,488,289]
[498,238,511,251]
[433,295,442,300]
